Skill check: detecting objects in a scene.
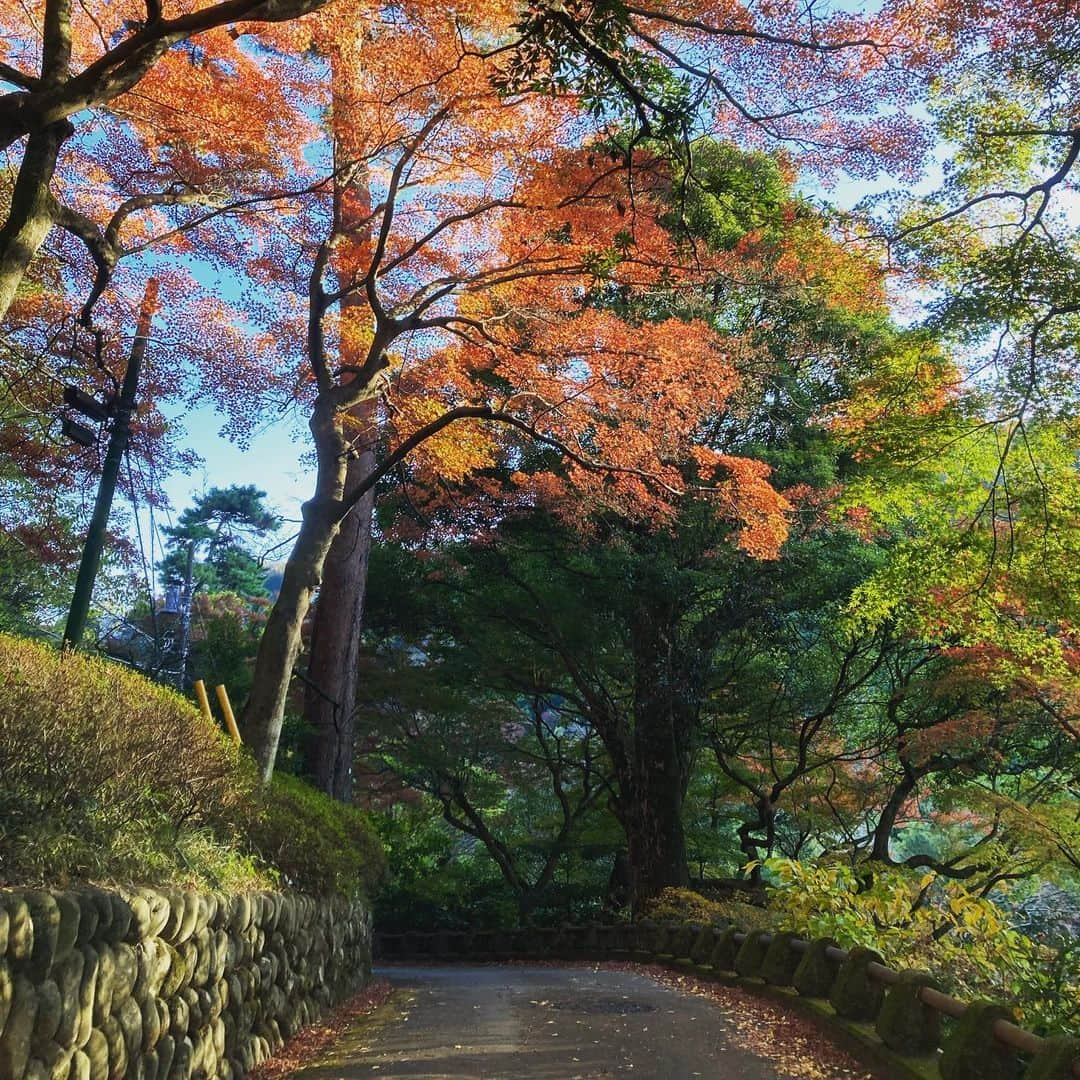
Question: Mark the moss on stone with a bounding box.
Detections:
[734,929,771,978]
[939,1001,1021,1080]
[690,926,717,966]
[6,896,34,964]
[668,924,696,960]
[52,895,79,970]
[0,974,37,1079]
[23,893,59,983]
[29,977,60,1055]
[708,926,742,972]
[829,946,885,1021]
[874,969,942,1055]
[792,936,840,998]
[1024,1036,1080,1080]
[1,957,12,1038]
[159,944,187,1000]
[759,931,801,987]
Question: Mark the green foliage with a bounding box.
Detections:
[242,772,386,898]
[0,528,68,637]
[0,633,384,897]
[186,591,269,705]
[0,631,258,890]
[371,801,520,930]
[663,141,789,252]
[496,0,692,139]
[764,858,1079,1035]
[161,484,278,597]
[883,10,1079,436]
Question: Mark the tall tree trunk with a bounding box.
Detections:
[301,45,377,801]
[244,404,347,782]
[623,603,694,905]
[626,716,692,904]
[303,409,375,799]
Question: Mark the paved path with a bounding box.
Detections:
[294,964,784,1079]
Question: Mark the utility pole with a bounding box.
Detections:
[63,279,159,649]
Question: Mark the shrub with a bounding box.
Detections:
[244,772,386,897]
[764,856,1079,1035]
[0,633,384,897]
[0,632,259,889]
[642,886,776,930]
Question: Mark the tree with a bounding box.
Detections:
[356,635,614,922]
[161,484,278,597]
[236,34,796,782]
[877,0,1079,429]
[0,0,949,328]
[0,0,335,321]
[300,20,378,802]
[152,484,278,688]
[358,498,860,902]
[345,132,912,900]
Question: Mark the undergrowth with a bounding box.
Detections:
[0,632,385,896]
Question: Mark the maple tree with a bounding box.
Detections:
[0,0,335,321]
[0,0,1071,865]
[0,2,1074,1048]
[346,170,909,900]
[231,8,824,783]
[0,0,344,627]
[299,19,379,802]
[0,0,950,333]
[0,0,1033,749]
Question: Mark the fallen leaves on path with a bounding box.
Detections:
[618,963,881,1080]
[490,959,881,1078]
[249,978,393,1080]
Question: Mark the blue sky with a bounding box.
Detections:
[160,406,310,528]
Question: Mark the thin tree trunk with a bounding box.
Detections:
[870,766,921,862]
[737,797,775,884]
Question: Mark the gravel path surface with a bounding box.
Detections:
[290,963,791,1079]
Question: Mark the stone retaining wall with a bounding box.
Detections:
[374,921,1079,1080]
[0,887,371,1080]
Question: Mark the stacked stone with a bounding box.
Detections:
[0,888,371,1080]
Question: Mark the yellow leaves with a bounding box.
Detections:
[339,312,375,366]
[393,397,497,484]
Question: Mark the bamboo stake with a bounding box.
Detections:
[193,679,213,724]
[215,683,242,744]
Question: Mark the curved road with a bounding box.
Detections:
[293,964,813,1079]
